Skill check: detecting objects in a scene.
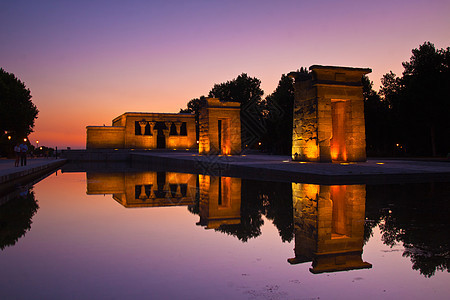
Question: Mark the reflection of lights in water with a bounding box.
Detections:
[283,160,290,162]
[376,162,385,165]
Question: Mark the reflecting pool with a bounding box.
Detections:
[0,167,449,299]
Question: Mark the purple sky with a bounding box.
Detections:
[1,0,449,148]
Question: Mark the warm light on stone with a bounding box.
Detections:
[199,98,241,155]
[86,171,197,208]
[290,65,371,162]
[197,175,241,229]
[86,112,196,150]
[288,183,372,273]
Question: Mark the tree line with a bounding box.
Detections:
[0,68,39,157]
[181,41,449,157]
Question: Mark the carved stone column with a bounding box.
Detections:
[148,121,156,134]
[163,122,171,136]
[138,185,147,199]
[139,121,147,135]
[174,121,182,135]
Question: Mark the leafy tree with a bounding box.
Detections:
[400,42,450,156]
[380,42,450,156]
[0,68,38,156]
[363,75,393,155]
[0,68,39,138]
[365,182,450,277]
[208,73,264,106]
[179,96,206,141]
[261,67,308,154]
[0,189,39,250]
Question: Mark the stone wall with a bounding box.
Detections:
[290,65,371,162]
[86,126,125,149]
[199,98,241,155]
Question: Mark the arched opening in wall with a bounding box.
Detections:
[330,100,349,161]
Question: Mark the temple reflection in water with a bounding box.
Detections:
[288,183,371,274]
[87,172,197,208]
[86,172,242,231]
[86,171,371,274]
[197,175,241,229]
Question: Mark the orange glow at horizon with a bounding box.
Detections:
[3,1,449,149]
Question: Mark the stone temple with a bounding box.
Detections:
[86,65,370,162]
[289,66,371,162]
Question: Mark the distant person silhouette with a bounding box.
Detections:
[19,142,28,166]
[14,143,20,167]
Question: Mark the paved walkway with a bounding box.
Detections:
[131,152,450,184]
[0,158,67,187]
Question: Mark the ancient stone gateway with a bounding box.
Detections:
[198,98,241,155]
[289,66,371,162]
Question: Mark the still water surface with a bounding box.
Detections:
[0,168,449,299]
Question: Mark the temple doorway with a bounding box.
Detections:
[218,118,231,155]
[155,122,167,149]
[330,100,348,161]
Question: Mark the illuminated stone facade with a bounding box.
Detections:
[86,112,196,150]
[290,66,371,162]
[86,171,197,208]
[288,183,371,274]
[197,175,241,229]
[199,98,241,155]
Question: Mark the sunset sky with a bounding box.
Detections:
[1,0,449,149]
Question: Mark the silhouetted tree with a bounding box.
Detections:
[364,182,450,277]
[0,189,39,250]
[258,181,293,242]
[179,96,206,141]
[0,69,39,156]
[261,68,308,154]
[214,179,294,243]
[380,42,450,156]
[363,75,393,155]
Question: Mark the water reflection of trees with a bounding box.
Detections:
[365,182,450,277]
[83,170,449,276]
[0,188,38,250]
[213,179,293,243]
